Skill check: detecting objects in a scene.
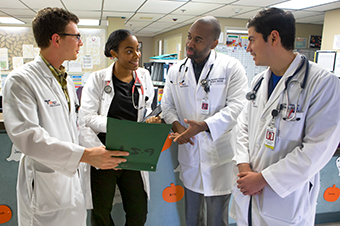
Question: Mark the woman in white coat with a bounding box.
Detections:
[79,29,154,225]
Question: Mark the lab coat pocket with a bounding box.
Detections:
[260,185,310,224]
[278,112,304,140]
[32,171,76,214]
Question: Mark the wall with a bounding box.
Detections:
[321,8,340,53]
[152,25,191,60]
[151,17,323,60]
[296,23,323,43]
[136,36,153,66]
[164,34,182,57]
[106,17,125,67]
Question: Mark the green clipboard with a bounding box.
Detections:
[106,117,172,171]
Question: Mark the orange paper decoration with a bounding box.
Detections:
[162,183,185,203]
[161,134,172,152]
[0,205,12,224]
[323,184,340,202]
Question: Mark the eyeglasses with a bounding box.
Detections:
[58,33,81,41]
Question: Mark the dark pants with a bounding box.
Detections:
[90,167,147,226]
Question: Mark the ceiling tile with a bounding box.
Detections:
[0,8,36,18]
[138,0,187,13]
[0,1,27,8]
[204,4,260,17]
[102,11,135,20]
[104,0,145,11]
[234,0,289,7]
[17,0,64,10]
[71,10,102,19]
[128,13,164,22]
[232,8,265,20]
[290,10,324,19]
[63,0,103,11]
[0,0,339,37]
[158,14,195,23]
[171,2,226,15]
[295,15,325,24]
[191,0,235,4]
[303,1,340,12]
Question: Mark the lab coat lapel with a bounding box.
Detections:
[183,59,199,111]
[194,51,215,94]
[260,54,303,118]
[36,56,70,115]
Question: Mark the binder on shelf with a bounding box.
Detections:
[106,117,172,171]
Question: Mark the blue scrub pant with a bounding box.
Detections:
[184,187,231,226]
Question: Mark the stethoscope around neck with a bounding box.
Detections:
[103,70,145,110]
[246,55,309,121]
[170,53,216,94]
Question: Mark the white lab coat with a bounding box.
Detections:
[3,56,87,226]
[231,53,340,226]
[162,50,248,196]
[78,62,154,202]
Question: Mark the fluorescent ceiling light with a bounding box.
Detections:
[0,17,25,24]
[227,29,248,34]
[272,0,338,10]
[78,19,99,26]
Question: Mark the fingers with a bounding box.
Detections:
[107,150,129,157]
[146,116,161,124]
[237,172,248,178]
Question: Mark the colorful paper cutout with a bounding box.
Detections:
[323,184,340,202]
[162,183,184,203]
[0,205,12,224]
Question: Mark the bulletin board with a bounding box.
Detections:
[0,26,106,73]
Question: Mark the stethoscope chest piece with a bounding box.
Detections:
[200,79,210,93]
[104,85,112,94]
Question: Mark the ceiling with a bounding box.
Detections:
[1,0,340,37]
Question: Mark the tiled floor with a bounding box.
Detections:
[316,223,340,226]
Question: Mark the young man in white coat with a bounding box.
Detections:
[161,16,248,226]
[231,8,340,226]
[2,7,128,226]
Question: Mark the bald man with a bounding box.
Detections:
[162,16,248,226]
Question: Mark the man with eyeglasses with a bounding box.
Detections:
[2,7,128,226]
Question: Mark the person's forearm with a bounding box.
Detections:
[238,163,252,174]
[172,121,185,134]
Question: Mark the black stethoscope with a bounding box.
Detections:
[104,71,145,110]
[170,52,216,94]
[246,55,309,121]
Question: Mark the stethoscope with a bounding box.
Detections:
[170,52,216,94]
[246,55,309,121]
[104,71,145,110]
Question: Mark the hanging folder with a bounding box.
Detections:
[106,117,172,171]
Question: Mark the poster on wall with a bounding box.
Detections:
[12,57,23,69]
[295,37,307,48]
[83,54,93,69]
[86,36,101,65]
[34,47,40,57]
[23,44,34,58]
[0,48,9,70]
[333,35,340,50]
[226,34,239,47]
[309,35,322,48]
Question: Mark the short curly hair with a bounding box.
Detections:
[247,8,295,51]
[32,7,79,49]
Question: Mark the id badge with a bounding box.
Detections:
[201,98,209,115]
[264,125,277,149]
